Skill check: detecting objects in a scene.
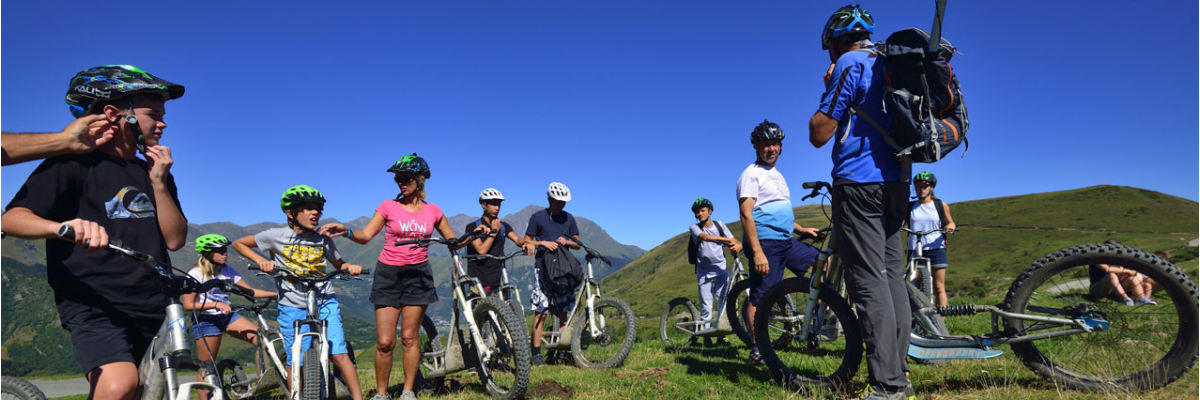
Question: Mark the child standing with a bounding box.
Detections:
[687,198,741,331]
[231,185,364,400]
[184,234,277,400]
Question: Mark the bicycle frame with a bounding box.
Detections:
[140,297,227,400]
[230,302,289,397]
[540,254,603,350]
[669,258,748,337]
[421,250,497,377]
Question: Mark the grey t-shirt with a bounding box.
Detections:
[689,221,733,277]
[254,227,343,308]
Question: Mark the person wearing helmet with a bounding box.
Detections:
[464,188,526,295]
[231,185,365,400]
[521,182,582,365]
[737,119,823,366]
[687,198,741,335]
[808,6,915,399]
[1,65,189,400]
[906,172,956,308]
[321,154,467,400]
[183,234,277,400]
[1,114,117,166]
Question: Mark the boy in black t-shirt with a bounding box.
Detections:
[2,65,187,400]
[464,188,525,295]
[520,182,582,365]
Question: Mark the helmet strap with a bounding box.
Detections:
[122,99,147,154]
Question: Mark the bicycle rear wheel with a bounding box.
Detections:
[1003,243,1199,391]
[473,297,531,399]
[755,277,862,390]
[2,376,47,400]
[659,297,700,350]
[571,297,637,369]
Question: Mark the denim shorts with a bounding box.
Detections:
[908,247,948,269]
[192,312,244,340]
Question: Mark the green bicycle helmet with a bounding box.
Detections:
[691,198,714,213]
[387,153,431,179]
[65,65,185,118]
[280,185,327,211]
[195,234,232,254]
[914,171,938,186]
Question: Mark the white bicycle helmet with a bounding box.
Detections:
[547,182,572,202]
[479,188,505,201]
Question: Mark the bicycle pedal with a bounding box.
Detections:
[908,343,1003,360]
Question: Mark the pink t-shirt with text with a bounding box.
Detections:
[376,200,444,266]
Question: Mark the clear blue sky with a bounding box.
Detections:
[3,1,1197,250]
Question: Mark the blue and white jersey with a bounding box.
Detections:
[736,163,793,241]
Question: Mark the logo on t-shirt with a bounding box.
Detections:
[105,186,156,219]
[281,245,326,275]
[395,219,429,237]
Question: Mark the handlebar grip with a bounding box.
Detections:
[248,265,260,271]
[802,181,820,189]
[360,268,372,275]
[395,239,419,246]
[57,224,76,241]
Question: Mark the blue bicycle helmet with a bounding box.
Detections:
[821,5,875,50]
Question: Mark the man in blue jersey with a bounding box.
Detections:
[808,5,914,400]
[737,119,821,366]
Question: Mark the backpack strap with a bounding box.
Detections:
[714,221,727,239]
[933,198,948,228]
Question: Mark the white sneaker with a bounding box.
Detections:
[398,391,417,400]
[1135,297,1157,306]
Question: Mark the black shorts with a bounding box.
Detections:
[370,261,438,306]
[61,307,163,373]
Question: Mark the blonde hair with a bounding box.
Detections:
[191,253,222,281]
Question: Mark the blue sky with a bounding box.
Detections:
[3,1,1197,250]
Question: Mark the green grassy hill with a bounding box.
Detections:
[604,185,1199,316]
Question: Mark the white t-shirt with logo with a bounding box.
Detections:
[187,265,244,315]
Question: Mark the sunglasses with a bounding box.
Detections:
[394,175,418,184]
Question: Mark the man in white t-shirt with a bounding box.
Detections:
[736,119,822,366]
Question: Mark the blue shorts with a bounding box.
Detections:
[746,238,820,304]
[278,297,348,366]
[192,312,244,340]
[908,247,948,269]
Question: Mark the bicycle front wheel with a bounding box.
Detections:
[217,359,251,399]
[571,297,637,369]
[659,297,700,350]
[501,287,528,328]
[1003,243,1199,391]
[2,376,47,400]
[301,348,325,400]
[725,279,754,346]
[473,297,531,399]
[755,277,862,390]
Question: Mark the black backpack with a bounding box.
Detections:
[854,27,968,163]
[538,247,583,297]
[687,221,728,265]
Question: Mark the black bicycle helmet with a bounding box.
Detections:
[387,153,431,179]
[821,4,876,50]
[750,119,785,144]
[65,65,185,118]
[691,198,714,213]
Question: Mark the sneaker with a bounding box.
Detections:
[554,350,574,364]
[370,393,391,400]
[855,385,907,400]
[905,384,916,400]
[748,347,764,366]
[1122,297,1136,306]
[398,391,417,400]
[1135,297,1157,306]
[531,353,545,366]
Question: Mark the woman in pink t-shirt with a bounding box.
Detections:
[330,154,462,400]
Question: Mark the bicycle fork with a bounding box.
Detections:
[159,303,225,400]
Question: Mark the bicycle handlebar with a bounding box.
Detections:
[901,227,955,236]
[248,264,370,282]
[56,225,234,295]
[394,229,487,248]
[566,234,612,266]
[463,250,528,262]
[800,181,832,202]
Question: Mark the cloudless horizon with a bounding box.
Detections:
[3,1,1197,250]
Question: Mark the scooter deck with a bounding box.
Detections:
[908,343,1004,360]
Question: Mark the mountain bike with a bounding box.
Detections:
[754,183,1200,392]
[213,296,291,400]
[396,233,530,399]
[533,236,637,369]
[659,254,747,349]
[250,266,367,400]
[55,225,236,400]
[463,250,530,329]
[2,376,47,400]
